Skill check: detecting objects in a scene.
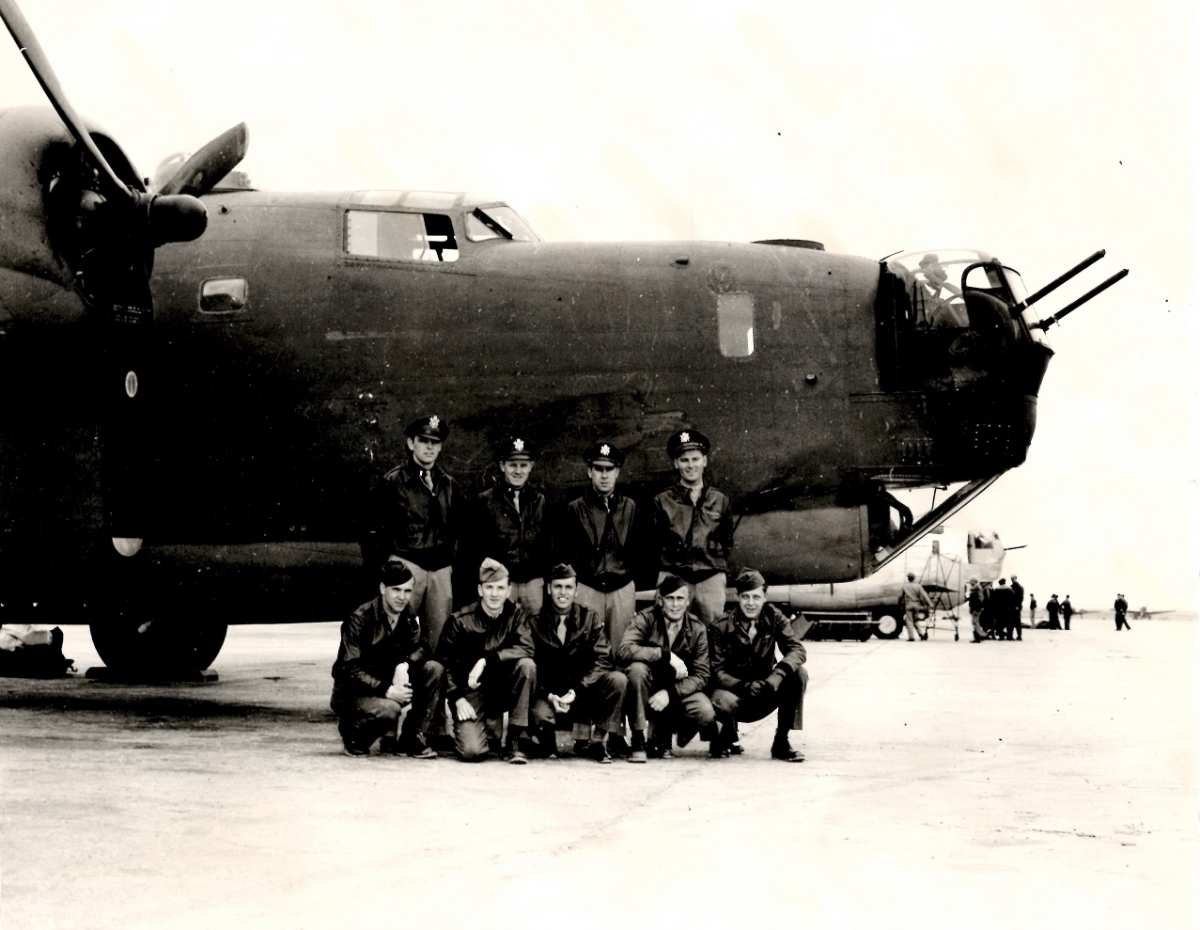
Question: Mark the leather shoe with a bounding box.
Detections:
[506,746,529,765]
[409,745,437,760]
[628,748,648,763]
[587,741,613,764]
[770,739,805,762]
[342,743,371,757]
[728,741,745,755]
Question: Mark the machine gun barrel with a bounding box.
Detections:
[1033,268,1130,331]
[1020,250,1105,310]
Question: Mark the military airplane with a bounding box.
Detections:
[0,0,1127,675]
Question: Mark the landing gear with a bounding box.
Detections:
[874,611,903,639]
[89,619,227,677]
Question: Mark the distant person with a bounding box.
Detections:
[1114,593,1131,631]
[917,253,968,328]
[988,579,1015,639]
[709,570,808,761]
[1009,575,1024,641]
[967,580,986,643]
[468,435,549,614]
[437,558,537,763]
[1046,594,1061,630]
[652,429,734,626]
[330,561,446,758]
[617,574,716,762]
[1061,596,1074,630]
[1028,594,1038,624]
[899,573,933,641]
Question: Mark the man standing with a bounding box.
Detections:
[330,562,446,758]
[469,435,549,614]
[1046,594,1061,630]
[527,563,628,763]
[1009,575,1025,641]
[709,570,808,762]
[1114,593,1131,631]
[652,429,735,626]
[561,441,640,651]
[369,413,459,649]
[1029,593,1038,625]
[991,579,1015,640]
[618,575,716,762]
[967,580,987,643]
[437,558,537,763]
[1061,595,1074,631]
[899,573,933,641]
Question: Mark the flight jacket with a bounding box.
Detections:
[652,483,734,582]
[528,602,613,698]
[330,597,430,707]
[617,605,710,698]
[372,459,460,570]
[469,483,549,583]
[560,489,639,592]
[437,600,534,701]
[710,602,806,693]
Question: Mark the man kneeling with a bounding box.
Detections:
[709,569,808,762]
[330,561,446,757]
[528,563,628,763]
[618,574,715,762]
[438,558,537,763]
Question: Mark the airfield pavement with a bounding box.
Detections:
[1,615,1196,930]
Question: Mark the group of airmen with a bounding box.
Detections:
[331,414,809,764]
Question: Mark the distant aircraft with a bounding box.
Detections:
[762,529,1005,638]
[0,0,1126,675]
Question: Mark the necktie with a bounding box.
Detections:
[556,617,567,644]
[421,469,434,492]
[512,490,520,512]
[667,621,681,647]
[747,620,757,641]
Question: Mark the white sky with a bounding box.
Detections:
[2,0,1196,610]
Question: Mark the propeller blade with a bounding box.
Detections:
[157,123,249,197]
[0,0,141,202]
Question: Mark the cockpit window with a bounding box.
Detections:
[465,205,539,242]
[345,210,459,263]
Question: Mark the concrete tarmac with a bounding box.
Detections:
[1,618,1196,930]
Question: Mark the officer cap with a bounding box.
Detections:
[734,569,766,594]
[479,557,509,583]
[667,428,710,460]
[380,561,414,587]
[656,574,688,597]
[583,441,624,467]
[548,563,576,581]
[405,414,449,441]
[499,435,535,461]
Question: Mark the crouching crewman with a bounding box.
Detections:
[528,563,628,763]
[618,574,716,762]
[709,569,808,762]
[331,561,446,758]
[437,558,537,763]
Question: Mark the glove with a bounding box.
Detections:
[746,679,768,700]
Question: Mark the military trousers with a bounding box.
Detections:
[711,665,807,734]
[507,578,544,615]
[530,670,629,737]
[391,558,453,648]
[449,656,536,761]
[624,660,715,738]
[575,581,635,655]
[334,659,447,753]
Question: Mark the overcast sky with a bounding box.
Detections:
[2,0,1195,609]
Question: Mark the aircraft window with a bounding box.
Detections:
[465,206,539,242]
[717,293,755,358]
[199,277,247,314]
[344,210,459,262]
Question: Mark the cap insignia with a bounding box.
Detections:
[680,431,690,443]
[600,443,611,456]
[513,438,525,452]
[428,415,440,429]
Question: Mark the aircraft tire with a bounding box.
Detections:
[89,620,228,676]
[874,612,903,639]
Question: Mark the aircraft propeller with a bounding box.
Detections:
[1,0,247,545]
